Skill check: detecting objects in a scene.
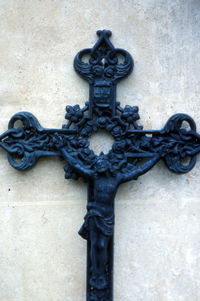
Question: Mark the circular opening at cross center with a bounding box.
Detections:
[89,129,114,155]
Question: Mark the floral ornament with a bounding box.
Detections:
[76,137,89,148]
[137,136,151,150]
[61,102,165,175]
[112,140,126,153]
[149,136,181,157]
[52,133,66,149]
[78,148,96,164]
[107,152,128,175]
[96,117,109,129]
[65,105,83,123]
[109,140,127,167]
[64,164,79,180]
[111,126,125,139]
[121,105,140,124]
[87,120,99,132]
[80,120,99,137]
[80,126,93,137]
[105,117,127,140]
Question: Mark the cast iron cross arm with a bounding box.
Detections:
[0,110,199,175]
[125,114,200,174]
[0,30,200,301]
[0,111,79,170]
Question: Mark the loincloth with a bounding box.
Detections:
[78,202,114,240]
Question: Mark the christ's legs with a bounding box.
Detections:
[89,228,110,289]
[98,234,110,275]
[89,219,98,276]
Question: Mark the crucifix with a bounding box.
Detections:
[0,30,200,301]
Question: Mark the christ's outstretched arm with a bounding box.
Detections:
[61,148,94,178]
[120,155,160,184]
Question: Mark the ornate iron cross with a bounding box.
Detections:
[0,30,200,301]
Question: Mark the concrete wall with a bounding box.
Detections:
[0,1,200,300]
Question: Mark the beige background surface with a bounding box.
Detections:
[0,1,200,300]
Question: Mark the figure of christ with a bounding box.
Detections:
[61,148,160,289]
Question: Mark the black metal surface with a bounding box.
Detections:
[0,30,200,301]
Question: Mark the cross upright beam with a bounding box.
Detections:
[0,30,200,301]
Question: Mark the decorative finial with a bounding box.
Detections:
[74,30,134,117]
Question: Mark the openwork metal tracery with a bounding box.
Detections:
[0,30,200,301]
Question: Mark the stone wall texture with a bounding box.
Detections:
[0,1,200,301]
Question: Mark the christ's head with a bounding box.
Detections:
[95,158,109,174]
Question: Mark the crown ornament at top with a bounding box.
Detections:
[74,30,134,116]
[74,30,133,84]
